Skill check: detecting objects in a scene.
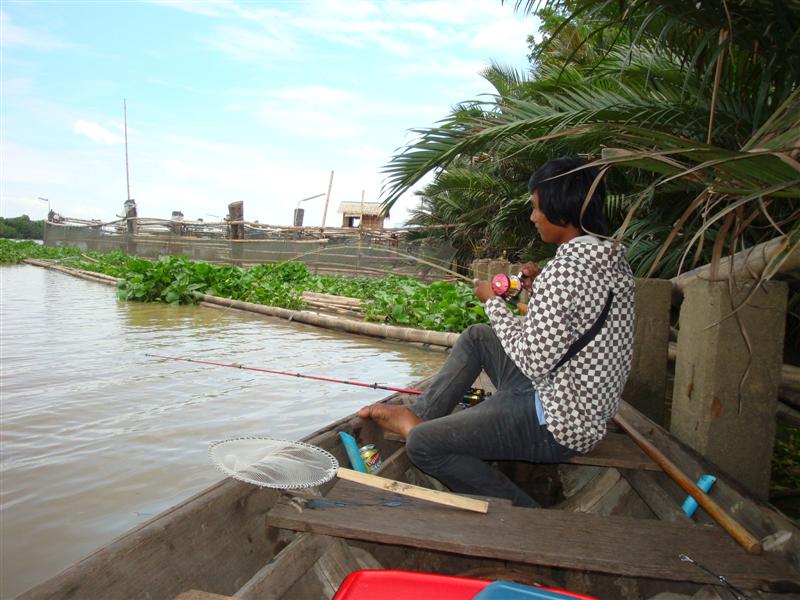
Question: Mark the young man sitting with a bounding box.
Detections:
[358,157,636,507]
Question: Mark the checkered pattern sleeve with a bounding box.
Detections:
[484,239,635,453]
[485,260,579,381]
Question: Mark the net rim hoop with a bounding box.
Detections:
[209,436,340,490]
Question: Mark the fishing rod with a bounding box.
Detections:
[145,353,489,404]
[145,353,425,395]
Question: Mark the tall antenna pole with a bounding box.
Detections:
[124,99,131,200]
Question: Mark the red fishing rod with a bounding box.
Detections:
[145,353,424,395]
[145,354,489,404]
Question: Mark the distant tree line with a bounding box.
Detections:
[0,215,44,240]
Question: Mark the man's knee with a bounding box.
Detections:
[464,322,493,342]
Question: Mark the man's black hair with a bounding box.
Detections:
[527,157,608,236]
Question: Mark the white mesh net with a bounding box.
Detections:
[209,437,339,489]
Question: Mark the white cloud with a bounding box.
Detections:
[206,25,295,61]
[73,121,125,145]
[258,85,357,104]
[390,56,490,80]
[0,10,72,50]
[468,19,532,55]
[257,107,361,140]
[146,0,238,18]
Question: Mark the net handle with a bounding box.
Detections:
[336,468,488,513]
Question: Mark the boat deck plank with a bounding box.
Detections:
[568,432,659,471]
[267,480,798,592]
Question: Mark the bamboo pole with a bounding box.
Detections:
[670,237,800,299]
[200,294,459,347]
[612,414,763,554]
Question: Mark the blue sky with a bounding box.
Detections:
[2,1,536,227]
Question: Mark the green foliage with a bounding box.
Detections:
[0,239,83,263]
[771,423,800,521]
[1,240,488,333]
[366,279,488,332]
[0,215,45,240]
[772,424,800,496]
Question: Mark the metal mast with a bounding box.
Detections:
[124,99,131,200]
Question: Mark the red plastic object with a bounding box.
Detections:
[333,570,599,600]
[333,570,490,600]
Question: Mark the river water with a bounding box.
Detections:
[0,265,446,598]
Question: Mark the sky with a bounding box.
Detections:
[1,0,537,228]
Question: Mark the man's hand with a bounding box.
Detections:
[519,261,541,291]
[472,279,494,303]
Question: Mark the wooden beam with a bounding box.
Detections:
[268,480,798,592]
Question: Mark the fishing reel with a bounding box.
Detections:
[460,387,491,408]
[491,271,525,300]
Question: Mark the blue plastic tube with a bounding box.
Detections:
[338,431,367,472]
[681,474,717,517]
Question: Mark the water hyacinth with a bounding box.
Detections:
[1,240,487,333]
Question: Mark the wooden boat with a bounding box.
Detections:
[18,379,800,600]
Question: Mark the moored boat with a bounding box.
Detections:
[17,377,800,600]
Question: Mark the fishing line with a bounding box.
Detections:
[145,353,489,405]
[145,353,425,395]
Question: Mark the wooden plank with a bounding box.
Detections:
[374,446,412,481]
[234,534,334,599]
[267,480,799,592]
[18,479,282,600]
[616,401,800,564]
[336,468,489,513]
[620,470,693,523]
[175,591,236,600]
[281,539,378,600]
[568,433,660,471]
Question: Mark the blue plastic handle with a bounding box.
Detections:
[338,431,367,473]
[681,474,717,517]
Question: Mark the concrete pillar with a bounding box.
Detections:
[671,280,788,500]
[486,259,511,280]
[124,199,138,235]
[470,259,490,280]
[623,278,672,425]
[228,201,244,240]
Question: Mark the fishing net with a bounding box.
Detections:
[209,437,339,490]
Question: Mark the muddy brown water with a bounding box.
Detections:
[0,265,446,598]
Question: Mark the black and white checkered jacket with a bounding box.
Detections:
[485,236,635,453]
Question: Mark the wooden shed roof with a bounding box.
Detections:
[337,202,388,218]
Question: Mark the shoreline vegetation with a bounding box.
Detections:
[0,239,488,334]
[0,215,44,240]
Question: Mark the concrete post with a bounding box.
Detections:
[228,202,244,240]
[486,259,511,280]
[470,259,489,280]
[623,278,672,425]
[228,201,244,265]
[671,280,788,499]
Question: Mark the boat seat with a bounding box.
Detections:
[381,431,659,471]
[266,478,798,594]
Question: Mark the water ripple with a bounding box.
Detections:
[0,265,445,597]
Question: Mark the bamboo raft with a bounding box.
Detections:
[17,377,800,600]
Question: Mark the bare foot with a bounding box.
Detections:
[357,403,422,440]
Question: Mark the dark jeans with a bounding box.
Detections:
[407,323,574,507]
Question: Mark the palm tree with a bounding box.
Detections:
[382,0,800,280]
